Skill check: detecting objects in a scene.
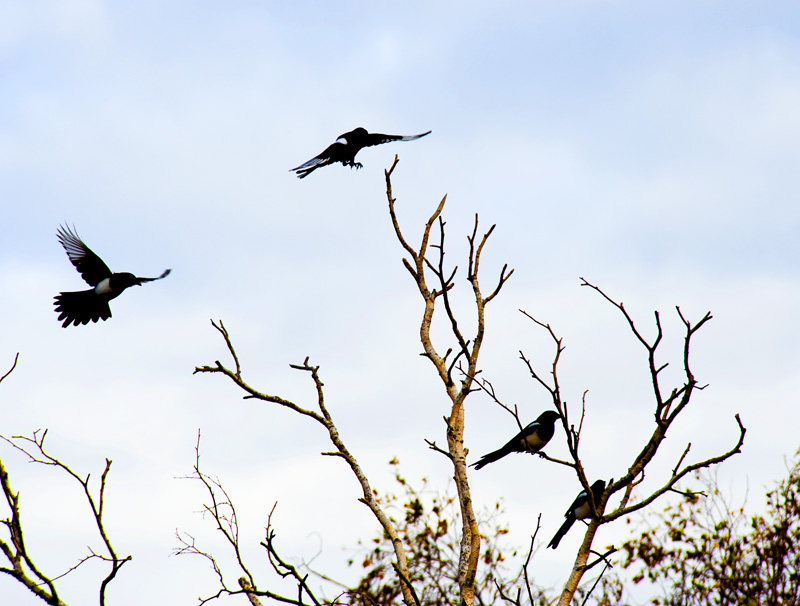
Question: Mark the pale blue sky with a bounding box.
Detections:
[2,2,799,604]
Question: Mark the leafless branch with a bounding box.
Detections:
[584,547,617,572]
[0,353,18,384]
[0,428,130,606]
[385,159,514,605]
[392,563,422,606]
[579,550,616,606]
[176,432,323,605]
[434,217,470,363]
[523,515,542,606]
[197,322,418,606]
[603,414,745,522]
[484,264,514,305]
[495,514,542,606]
[458,366,523,430]
[522,278,747,606]
[535,451,576,469]
[425,439,454,461]
[518,312,592,496]
[517,312,563,403]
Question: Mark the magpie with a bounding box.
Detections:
[547,479,607,550]
[290,127,431,178]
[54,225,171,328]
[470,410,561,470]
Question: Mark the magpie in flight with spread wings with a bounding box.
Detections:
[54,225,171,328]
[547,479,607,550]
[470,410,561,470]
[290,127,431,178]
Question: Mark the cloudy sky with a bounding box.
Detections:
[2,1,799,604]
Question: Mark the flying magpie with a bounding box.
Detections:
[547,479,607,550]
[54,225,171,328]
[470,410,561,470]
[290,127,431,179]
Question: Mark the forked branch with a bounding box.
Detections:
[195,320,416,606]
[385,157,513,606]
[175,433,324,605]
[519,281,745,606]
[0,427,130,606]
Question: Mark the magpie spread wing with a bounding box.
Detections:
[290,143,342,178]
[57,225,113,287]
[291,152,332,172]
[363,130,432,148]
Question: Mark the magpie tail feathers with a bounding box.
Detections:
[547,516,575,550]
[54,290,112,328]
[470,444,512,470]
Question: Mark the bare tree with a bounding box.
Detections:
[510,281,747,605]
[384,156,513,605]
[386,158,744,604]
[192,157,512,606]
[0,355,131,606]
[191,159,748,605]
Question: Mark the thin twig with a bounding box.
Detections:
[0,353,19,384]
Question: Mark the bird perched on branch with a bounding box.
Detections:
[54,225,171,328]
[290,127,431,178]
[547,479,607,550]
[470,410,561,470]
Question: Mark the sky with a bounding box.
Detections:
[2,1,800,604]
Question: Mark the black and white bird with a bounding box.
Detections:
[547,479,607,550]
[290,127,431,178]
[470,410,561,470]
[54,225,171,328]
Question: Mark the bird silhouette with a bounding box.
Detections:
[290,127,431,178]
[54,225,171,327]
[471,410,561,470]
[547,479,607,549]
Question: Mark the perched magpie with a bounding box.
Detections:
[470,410,561,470]
[54,225,171,328]
[290,127,431,178]
[547,479,607,550]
